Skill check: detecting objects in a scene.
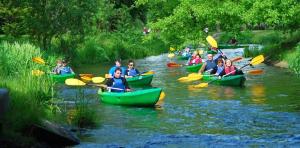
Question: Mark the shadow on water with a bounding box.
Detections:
[56,52,300,147]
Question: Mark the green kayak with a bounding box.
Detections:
[50,73,75,83]
[177,56,189,60]
[186,64,203,73]
[126,74,153,86]
[99,87,162,106]
[202,74,246,86]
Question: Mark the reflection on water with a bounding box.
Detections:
[250,84,266,104]
[60,52,300,147]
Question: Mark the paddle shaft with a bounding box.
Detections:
[88,84,124,91]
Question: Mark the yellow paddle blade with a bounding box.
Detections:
[169,47,175,51]
[32,57,46,65]
[188,75,203,81]
[105,74,111,79]
[198,49,204,55]
[92,77,105,83]
[177,76,189,81]
[159,91,166,101]
[141,71,155,75]
[81,76,92,82]
[31,70,45,76]
[65,78,86,86]
[79,74,94,78]
[194,83,208,88]
[206,36,218,48]
[188,73,199,77]
[248,69,263,75]
[250,55,264,66]
[168,53,175,58]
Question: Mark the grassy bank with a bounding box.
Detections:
[219,30,300,74]
[0,42,53,145]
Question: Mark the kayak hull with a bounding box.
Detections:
[203,75,246,86]
[126,74,153,86]
[50,73,76,83]
[99,88,162,106]
[177,56,189,60]
[186,64,203,73]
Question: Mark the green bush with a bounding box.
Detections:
[75,30,168,64]
[285,43,300,75]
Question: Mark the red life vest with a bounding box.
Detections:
[225,66,235,75]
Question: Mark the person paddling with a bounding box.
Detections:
[198,54,217,74]
[125,60,140,78]
[188,53,202,65]
[106,68,131,92]
[223,59,243,75]
[60,60,74,75]
[108,59,126,78]
[52,59,63,74]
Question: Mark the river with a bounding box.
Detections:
[57,48,300,147]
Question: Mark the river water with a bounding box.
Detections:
[58,49,300,147]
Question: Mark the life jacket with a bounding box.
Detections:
[216,66,224,75]
[111,77,125,92]
[225,66,236,75]
[60,67,72,75]
[205,60,217,71]
[127,69,138,76]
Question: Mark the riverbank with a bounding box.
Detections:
[217,30,300,74]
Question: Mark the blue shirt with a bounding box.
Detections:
[108,66,126,77]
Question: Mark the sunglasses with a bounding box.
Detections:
[129,64,134,66]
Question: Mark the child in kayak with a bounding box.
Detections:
[60,60,74,75]
[188,53,202,65]
[125,60,140,78]
[211,58,225,76]
[52,59,63,74]
[106,68,131,92]
[223,59,244,76]
[108,59,126,78]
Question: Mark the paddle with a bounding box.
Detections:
[32,57,49,65]
[168,53,175,58]
[206,36,218,48]
[32,69,45,76]
[194,55,265,88]
[247,69,264,75]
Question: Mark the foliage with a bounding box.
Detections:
[284,43,300,75]
[0,42,53,131]
[1,0,99,50]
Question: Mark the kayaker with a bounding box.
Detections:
[125,60,140,78]
[106,68,131,92]
[188,53,202,65]
[210,58,225,76]
[108,59,126,78]
[223,59,243,76]
[52,59,63,74]
[60,60,74,75]
[198,54,217,74]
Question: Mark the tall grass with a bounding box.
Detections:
[0,41,53,132]
[284,43,300,75]
[67,89,97,128]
